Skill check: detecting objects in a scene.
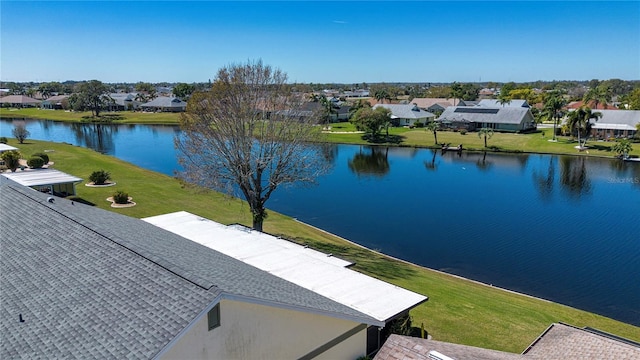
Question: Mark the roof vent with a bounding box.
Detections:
[47,197,55,203]
[412,103,420,111]
[428,350,455,360]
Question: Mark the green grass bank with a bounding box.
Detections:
[5,138,639,353]
[2,108,638,158]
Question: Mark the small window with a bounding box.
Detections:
[208,303,220,331]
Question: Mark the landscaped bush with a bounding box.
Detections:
[460,129,468,135]
[0,137,7,144]
[89,170,111,185]
[1,150,20,172]
[414,122,424,128]
[112,191,129,204]
[32,152,49,164]
[27,156,45,169]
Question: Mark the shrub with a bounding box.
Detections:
[27,156,45,169]
[414,122,424,128]
[89,170,111,185]
[1,150,21,172]
[113,191,129,204]
[460,129,468,135]
[32,152,49,164]
[0,137,7,144]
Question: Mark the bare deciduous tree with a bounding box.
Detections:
[176,60,328,231]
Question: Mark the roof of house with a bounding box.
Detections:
[1,181,376,359]
[438,106,532,125]
[41,95,69,102]
[566,100,618,110]
[0,144,19,152]
[0,95,41,104]
[477,99,530,108]
[375,335,521,360]
[141,96,186,108]
[410,98,454,109]
[373,104,435,120]
[1,168,83,186]
[143,211,427,324]
[589,109,640,131]
[375,324,640,360]
[522,323,640,359]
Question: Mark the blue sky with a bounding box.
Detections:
[1,1,639,84]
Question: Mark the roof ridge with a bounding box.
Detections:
[4,184,216,291]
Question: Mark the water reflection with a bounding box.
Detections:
[475,151,492,171]
[348,146,389,177]
[424,149,439,171]
[532,156,556,201]
[560,156,592,199]
[70,123,117,154]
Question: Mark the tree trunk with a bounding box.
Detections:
[434,131,438,145]
[484,135,487,147]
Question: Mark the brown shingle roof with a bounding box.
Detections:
[375,323,640,360]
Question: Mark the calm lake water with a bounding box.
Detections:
[2,118,639,327]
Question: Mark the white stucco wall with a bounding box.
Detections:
[160,299,368,360]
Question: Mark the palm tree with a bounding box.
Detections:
[449,82,463,106]
[566,106,602,148]
[583,85,611,110]
[543,92,567,141]
[478,127,494,147]
[424,121,440,144]
[374,89,390,104]
[497,93,512,107]
[612,139,633,159]
[319,95,336,124]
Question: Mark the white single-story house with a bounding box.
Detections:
[410,98,454,114]
[1,178,427,359]
[373,104,435,126]
[141,96,187,112]
[108,93,143,111]
[587,109,640,140]
[40,95,70,110]
[437,106,536,132]
[1,168,83,196]
[375,323,640,360]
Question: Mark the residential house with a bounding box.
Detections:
[410,98,454,115]
[375,323,640,360]
[40,95,70,110]
[588,109,640,140]
[0,95,41,108]
[373,104,435,127]
[437,106,536,132]
[141,96,187,112]
[108,93,143,111]
[1,179,426,359]
[478,88,496,98]
[1,169,82,196]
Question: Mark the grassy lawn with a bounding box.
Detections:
[5,138,639,353]
[0,107,181,124]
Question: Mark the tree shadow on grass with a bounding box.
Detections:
[286,235,417,281]
[67,197,95,206]
[361,134,405,145]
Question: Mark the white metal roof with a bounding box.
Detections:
[1,169,83,187]
[0,144,19,152]
[143,211,428,323]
